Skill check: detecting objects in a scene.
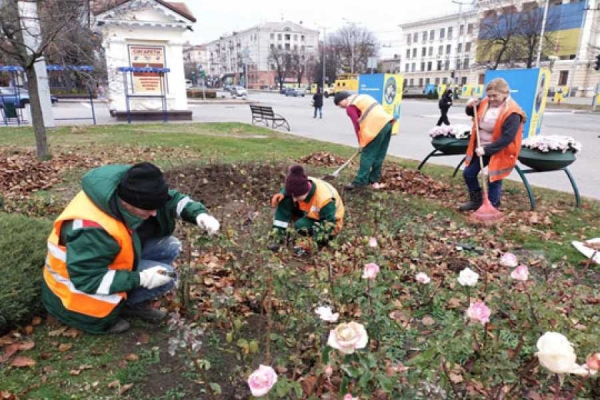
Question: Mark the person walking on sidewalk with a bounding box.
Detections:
[334,91,395,190]
[42,162,220,334]
[313,87,324,118]
[268,165,344,252]
[459,78,525,211]
[437,88,453,126]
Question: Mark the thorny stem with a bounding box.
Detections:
[553,373,562,399]
[523,282,540,327]
[366,279,373,315]
[265,264,273,364]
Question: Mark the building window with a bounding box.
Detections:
[278,44,282,49]
[294,34,297,40]
[421,62,425,71]
[457,43,462,53]
[406,49,410,59]
[407,34,411,45]
[429,29,435,40]
[444,60,450,70]
[285,43,290,50]
[285,34,291,40]
[448,27,453,40]
[405,63,410,72]
[413,32,418,42]
[465,42,472,52]
[428,47,433,56]
[437,60,442,70]
[559,71,569,85]
[270,43,274,49]
[294,44,298,50]
[463,58,469,68]
[461,76,467,85]
[301,35,305,41]
[446,44,451,54]
[412,48,417,58]
[467,23,473,34]
[442,77,447,84]
[422,31,427,41]
[422,47,426,57]
[270,33,274,39]
[440,28,445,39]
[411,63,416,72]
[425,78,430,85]
[435,77,440,85]
[427,61,432,71]
[409,78,414,87]
[459,25,464,35]
[419,78,424,86]
[438,45,443,55]
[457,59,462,69]
[278,34,282,40]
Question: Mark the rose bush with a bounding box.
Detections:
[327,322,369,355]
[247,364,278,397]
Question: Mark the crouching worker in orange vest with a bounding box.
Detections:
[42,162,221,334]
[268,165,344,253]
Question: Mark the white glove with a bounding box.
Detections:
[475,146,486,157]
[196,213,220,235]
[466,98,480,108]
[139,266,172,289]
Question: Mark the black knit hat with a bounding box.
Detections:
[117,162,169,210]
[334,91,351,105]
[285,165,311,197]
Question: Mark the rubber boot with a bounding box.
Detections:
[458,190,483,212]
[107,318,130,334]
[121,302,167,323]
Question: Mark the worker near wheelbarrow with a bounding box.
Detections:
[42,162,221,334]
[459,78,525,211]
[268,165,345,252]
[334,91,395,190]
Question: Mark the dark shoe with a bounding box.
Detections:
[121,302,167,323]
[458,190,483,212]
[267,242,281,252]
[344,183,364,191]
[107,318,130,334]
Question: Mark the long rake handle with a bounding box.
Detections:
[472,103,489,194]
[333,151,360,176]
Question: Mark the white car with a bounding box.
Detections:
[230,86,247,98]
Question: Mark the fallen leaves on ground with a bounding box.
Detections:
[297,151,347,167]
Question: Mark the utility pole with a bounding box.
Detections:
[451,0,474,87]
[322,27,327,89]
[566,0,590,97]
[536,0,550,67]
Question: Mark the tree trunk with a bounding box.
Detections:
[25,66,49,160]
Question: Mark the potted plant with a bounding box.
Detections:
[428,125,471,155]
[519,135,582,171]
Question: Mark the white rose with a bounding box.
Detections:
[315,306,339,322]
[457,267,479,287]
[536,332,579,375]
[327,322,369,355]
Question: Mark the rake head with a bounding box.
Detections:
[468,194,504,226]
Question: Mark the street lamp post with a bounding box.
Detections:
[316,24,331,90]
[536,0,550,67]
[451,0,474,87]
[343,18,356,74]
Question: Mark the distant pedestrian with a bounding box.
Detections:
[312,87,323,118]
[96,83,105,100]
[437,88,453,126]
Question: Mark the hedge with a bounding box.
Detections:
[0,213,52,334]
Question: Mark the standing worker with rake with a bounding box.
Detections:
[459,78,525,212]
[334,91,395,190]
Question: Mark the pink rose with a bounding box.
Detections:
[343,395,359,400]
[510,265,529,281]
[416,272,431,284]
[587,353,600,371]
[500,252,518,268]
[466,301,491,325]
[362,263,380,280]
[247,364,278,397]
[368,237,378,248]
[327,321,369,354]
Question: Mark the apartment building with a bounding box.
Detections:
[399,0,599,97]
[204,21,319,89]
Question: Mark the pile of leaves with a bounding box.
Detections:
[380,165,451,198]
[297,151,347,167]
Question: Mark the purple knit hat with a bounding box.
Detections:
[285,165,310,196]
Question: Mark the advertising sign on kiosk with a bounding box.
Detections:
[484,68,550,139]
[358,73,403,134]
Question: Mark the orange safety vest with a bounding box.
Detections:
[297,178,345,234]
[43,191,134,318]
[465,97,525,182]
[348,94,394,148]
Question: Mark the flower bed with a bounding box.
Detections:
[428,124,471,139]
[522,135,582,154]
[519,136,580,171]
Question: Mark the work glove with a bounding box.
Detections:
[271,193,284,208]
[196,213,220,235]
[139,266,172,289]
[475,146,486,157]
[466,98,480,108]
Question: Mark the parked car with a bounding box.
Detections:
[185,79,193,89]
[223,84,234,93]
[285,88,305,97]
[230,86,247,98]
[0,87,58,108]
[280,86,291,94]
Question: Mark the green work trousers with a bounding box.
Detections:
[353,121,393,186]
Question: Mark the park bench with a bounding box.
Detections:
[249,104,290,131]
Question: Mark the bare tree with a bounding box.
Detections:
[329,24,378,74]
[268,46,292,90]
[0,0,92,160]
[478,7,521,70]
[516,6,558,68]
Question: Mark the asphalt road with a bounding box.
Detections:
[49,92,600,200]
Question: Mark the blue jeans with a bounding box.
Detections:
[313,107,322,118]
[126,236,181,305]
[463,155,503,207]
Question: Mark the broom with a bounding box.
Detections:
[468,103,504,225]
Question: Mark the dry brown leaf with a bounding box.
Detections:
[107,380,120,389]
[422,315,436,326]
[31,316,42,326]
[137,333,150,345]
[58,343,73,352]
[23,326,33,335]
[300,375,317,395]
[120,383,134,395]
[62,328,81,338]
[0,335,15,347]
[0,343,20,363]
[124,353,139,362]
[48,327,67,337]
[10,356,36,368]
[0,390,18,400]
[18,342,35,351]
[449,372,464,383]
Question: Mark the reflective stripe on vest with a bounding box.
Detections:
[348,95,393,148]
[297,178,345,234]
[44,191,134,318]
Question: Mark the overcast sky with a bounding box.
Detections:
[182,0,476,56]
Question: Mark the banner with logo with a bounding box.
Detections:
[128,45,166,93]
[358,73,404,134]
[484,68,550,139]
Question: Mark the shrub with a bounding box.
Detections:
[0,213,52,334]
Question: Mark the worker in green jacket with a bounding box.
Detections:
[43,162,220,334]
